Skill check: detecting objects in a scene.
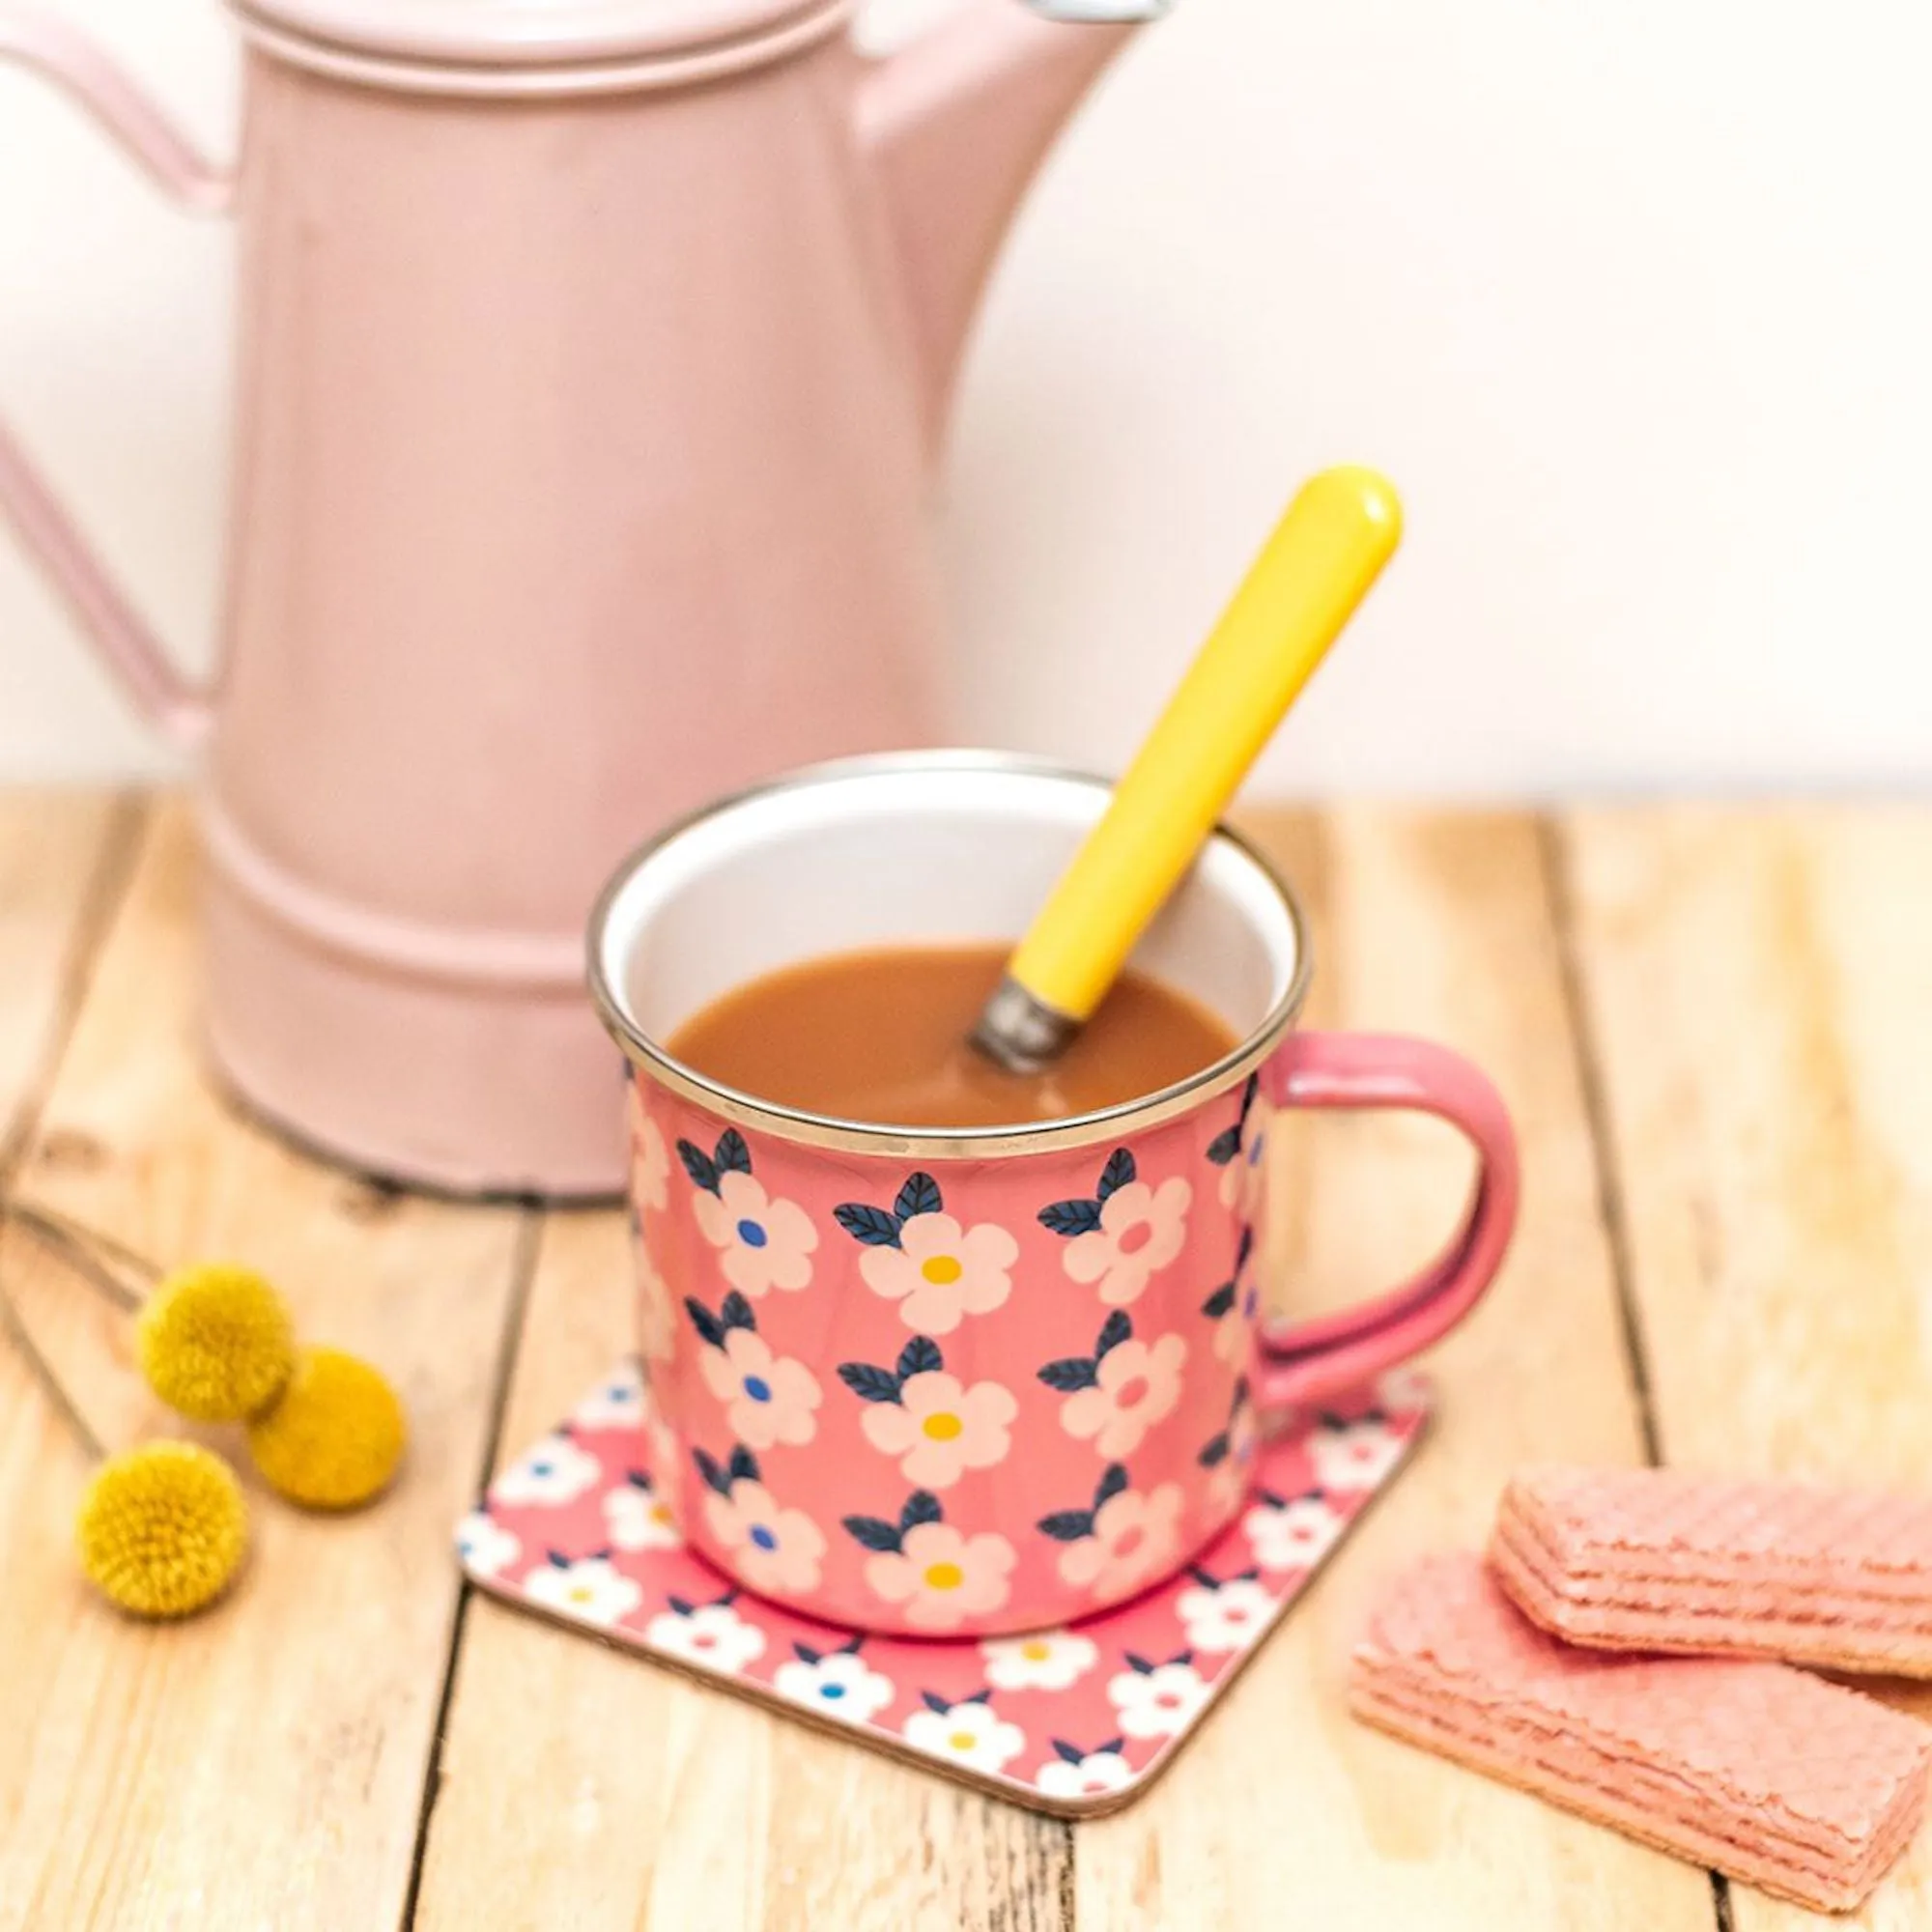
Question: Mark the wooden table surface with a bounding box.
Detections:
[2,793,1928,1931]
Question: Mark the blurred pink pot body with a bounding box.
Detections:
[0,0,1143,1194]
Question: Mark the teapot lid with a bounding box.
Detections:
[232,0,847,70]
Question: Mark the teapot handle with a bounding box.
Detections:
[0,8,231,749]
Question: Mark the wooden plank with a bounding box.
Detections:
[1560,803,1932,1932]
[0,800,529,1932]
[1070,808,1714,1929]
[0,788,129,1158]
[412,1208,1072,1932]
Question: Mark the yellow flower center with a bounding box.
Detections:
[923,1561,965,1591]
[569,1585,594,1605]
[920,1254,964,1286]
[922,1412,964,1441]
[1020,1639,1051,1661]
[949,1731,976,1751]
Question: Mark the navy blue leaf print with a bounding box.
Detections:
[1037,1357,1099,1393]
[667,1594,695,1615]
[1236,1226,1254,1269]
[922,1690,952,1715]
[1038,1198,1103,1237]
[1201,1283,1236,1319]
[1172,1649,1195,1667]
[714,1128,753,1176]
[1037,1508,1096,1542]
[677,1139,720,1193]
[1206,1124,1241,1166]
[835,1202,903,1247]
[1096,1148,1137,1202]
[895,1172,943,1223]
[1186,1564,1219,1587]
[1239,1071,1260,1123]
[1094,1463,1129,1510]
[900,1491,943,1533]
[1123,1651,1155,1675]
[692,1447,728,1496]
[624,1470,650,1493]
[727,1444,759,1486]
[1052,1739,1086,1764]
[1198,1433,1230,1468]
[719,1292,756,1334]
[842,1515,903,1553]
[794,1642,822,1664]
[684,1296,726,1348]
[546,1549,570,1569]
[838,1362,904,1405]
[1095,1310,1132,1357]
[1101,1735,1125,1754]
[896,1336,943,1381]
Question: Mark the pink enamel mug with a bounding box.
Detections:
[588,754,1519,1637]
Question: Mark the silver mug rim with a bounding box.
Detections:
[585,750,1316,1159]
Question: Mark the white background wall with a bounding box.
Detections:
[3,0,1929,793]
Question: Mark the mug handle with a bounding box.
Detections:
[0,9,231,749]
[1254,1032,1520,1411]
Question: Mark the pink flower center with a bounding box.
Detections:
[1116,1221,1153,1256]
[1112,1523,1147,1559]
[1112,1374,1151,1409]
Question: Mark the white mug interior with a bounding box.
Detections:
[590,753,1307,1131]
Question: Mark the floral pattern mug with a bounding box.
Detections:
[590,754,1519,1636]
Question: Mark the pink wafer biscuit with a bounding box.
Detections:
[1492,1464,1932,1675]
[1349,1552,1932,1912]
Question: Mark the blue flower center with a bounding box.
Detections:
[743,1375,773,1403]
[1247,1137,1265,1167]
[749,1524,778,1551]
[820,1683,846,1700]
[529,1460,552,1477]
[737,1218,769,1248]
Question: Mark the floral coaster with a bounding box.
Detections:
[458,1361,1431,1816]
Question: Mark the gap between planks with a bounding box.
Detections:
[1539,811,1730,1932]
[0,792,146,1181]
[399,1207,546,1931]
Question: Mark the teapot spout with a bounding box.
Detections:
[859,0,1154,446]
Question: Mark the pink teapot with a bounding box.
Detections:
[0,0,1154,1196]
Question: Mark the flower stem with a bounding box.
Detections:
[2,1199,150,1313]
[0,1275,104,1462]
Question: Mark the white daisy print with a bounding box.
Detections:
[604,1472,683,1551]
[1038,1465,1185,1602]
[1040,1150,1189,1309]
[772,1642,895,1724]
[838,1173,1016,1336]
[680,1129,817,1297]
[1243,1491,1345,1572]
[696,1449,828,1599]
[1309,1413,1405,1492]
[845,1492,1017,1633]
[644,1596,767,1673]
[525,1554,643,1629]
[689,1295,822,1450]
[980,1630,1099,1693]
[627,1086,670,1212]
[635,1240,677,1366]
[1036,1742,1134,1801]
[456,1510,521,1578]
[1040,1311,1186,1462]
[573,1366,646,1433]
[1107,1656,1209,1740]
[902,1695,1025,1776]
[495,1432,602,1508]
[1176,1574,1274,1654]
[840,1336,1016,1490]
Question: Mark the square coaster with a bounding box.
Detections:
[458,1361,1431,1816]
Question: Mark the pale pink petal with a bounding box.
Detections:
[859,1246,920,1304]
[861,1403,921,1459]
[1059,1386,1110,1443]
[1062,1229,1115,1285]
[866,1550,921,1605]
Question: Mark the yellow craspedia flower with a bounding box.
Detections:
[137,1263,295,1423]
[247,1346,406,1510]
[76,1440,247,1618]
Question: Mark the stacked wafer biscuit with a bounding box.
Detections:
[1350,1465,1932,1914]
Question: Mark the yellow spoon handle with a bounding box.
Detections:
[1007,465,1402,1024]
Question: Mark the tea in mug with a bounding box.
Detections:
[665,943,1237,1129]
